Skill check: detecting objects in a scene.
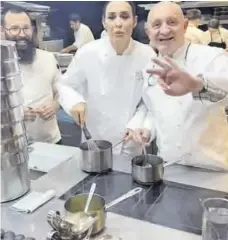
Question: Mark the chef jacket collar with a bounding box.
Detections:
[103,36,135,57]
[158,42,190,61]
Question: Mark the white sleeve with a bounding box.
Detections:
[143,110,156,142]
[126,99,148,130]
[193,51,228,106]
[57,49,87,116]
[73,27,94,48]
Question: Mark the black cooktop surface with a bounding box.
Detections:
[60,171,228,235]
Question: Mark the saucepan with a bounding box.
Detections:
[132,154,182,185]
[64,187,142,235]
[1,74,23,93]
[80,124,125,173]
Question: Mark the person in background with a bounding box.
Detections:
[57,1,156,156]
[185,9,206,44]
[2,8,62,144]
[204,18,228,51]
[128,2,228,171]
[61,13,94,53]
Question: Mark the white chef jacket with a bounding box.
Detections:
[58,37,156,155]
[73,23,94,49]
[185,24,207,44]
[21,49,61,143]
[133,43,228,170]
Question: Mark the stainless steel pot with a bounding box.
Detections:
[80,140,113,173]
[1,91,24,109]
[1,40,19,60]
[132,154,181,185]
[1,146,29,168]
[64,188,142,235]
[1,105,24,124]
[2,59,21,77]
[1,160,30,203]
[1,74,23,93]
[1,134,28,154]
[1,121,25,141]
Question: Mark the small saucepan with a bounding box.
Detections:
[64,187,142,235]
[132,154,181,185]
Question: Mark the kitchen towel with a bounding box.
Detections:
[10,189,56,213]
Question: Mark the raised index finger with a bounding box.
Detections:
[152,58,172,71]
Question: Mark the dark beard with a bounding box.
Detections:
[5,34,36,64]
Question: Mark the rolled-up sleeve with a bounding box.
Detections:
[73,26,94,49]
[193,51,228,105]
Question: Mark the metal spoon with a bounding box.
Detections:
[84,183,96,215]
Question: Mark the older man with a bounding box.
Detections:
[2,8,62,144]
[130,2,228,171]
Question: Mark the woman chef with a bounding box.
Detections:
[57,1,156,155]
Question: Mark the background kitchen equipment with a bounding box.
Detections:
[201,198,228,240]
[80,140,113,173]
[131,154,184,185]
[1,40,30,203]
[54,52,73,67]
[64,187,142,235]
[46,210,95,240]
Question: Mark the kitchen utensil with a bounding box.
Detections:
[1,146,29,168]
[1,74,23,93]
[141,141,149,167]
[47,210,94,240]
[1,40,19,60]
[2,59,21,77]
[0,134,28,154]
[201,198,228,240]
[82,124,99,152]
[112,138,125,149]
[1,121,25,141]
[1,105,24,124]
[54,52,73,67]
[1,160,30,203]
[1,90,24,109]
[64,187,142,235]
[84,183,96,215]
[1,40,30,203]
[80,140,113,173]
[132,154,183,185]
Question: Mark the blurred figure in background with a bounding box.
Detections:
[2,8,62,144]
[204,18,228,51]
[185,9,206,44]
[61,13,94,53]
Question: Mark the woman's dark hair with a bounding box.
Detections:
[208,18,220,29]
[102,1,136,18]
[69,13,81,23]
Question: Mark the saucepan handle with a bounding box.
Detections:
[105,187,142,210]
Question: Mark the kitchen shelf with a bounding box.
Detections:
[139,1,228,11]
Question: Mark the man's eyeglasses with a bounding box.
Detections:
[4,26,32,36]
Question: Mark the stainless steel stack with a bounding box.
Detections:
[1,40,30,203]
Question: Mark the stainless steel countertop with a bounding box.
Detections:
[1,143,228,240]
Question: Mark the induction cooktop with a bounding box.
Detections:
[60,171,228,235]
